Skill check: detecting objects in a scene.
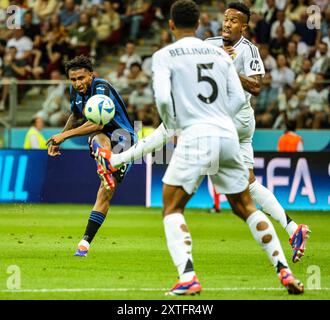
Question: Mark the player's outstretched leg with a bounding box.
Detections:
[163,185,202,296]
[75,133,116,257]
[248,172,311,263]
[227,189,304,294]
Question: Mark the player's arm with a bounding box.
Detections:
[240,45,265,96]
[49,119,104,145]
[238,74,262,96]
[47,112,83,156]
[151,51,176,130]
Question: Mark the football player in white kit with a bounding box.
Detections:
[98,2,310,265]
[94,0,304,296]
[204,1,310,264]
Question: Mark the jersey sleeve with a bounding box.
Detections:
[243,44,265,77]
[95,83,111,96]
[151,50,176,130]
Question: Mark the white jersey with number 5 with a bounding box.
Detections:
[205,36,265,125]
[151,36,246,139]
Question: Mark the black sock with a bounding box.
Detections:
[83,211,106,244]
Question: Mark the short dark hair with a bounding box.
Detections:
[228,1,251,24]
[170,0,200,29]
[64,55,93,76]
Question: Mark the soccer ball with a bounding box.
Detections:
[84,94,115,125]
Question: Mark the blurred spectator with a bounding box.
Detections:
[119,42,142,73]
[142,43,161,77]
[69,12,95,56]
[269,25,287,57]
[128,80,153,112]
[311,42,330,74]
[23,10,41,42]
[275,0,287,10]
[6,28,33,60]
[136,104,159,139]
[270,10,295,39]
[215,0,225,27]
[23,116,47,149]
[152,0,172,21]
[36,70,70,127]
[286,41,303,75]
[44,31,66,77]
[255,0,278,43]
[45,13,69,44]
[285,0,308,23]
[33,0,58,23]
[294,59,315,98]
[271,54,295,92]
[259,44,277,72]
[294,11,319,48]
[273,84,300,129]
[126,62,149,91]
[105,61,129,93]
[322,26,330,55]
[196,13,220,40]
[320,7,330,39]
[277,120,304,152]
[291,32,309,56]
[255,72,279,127]
[91,1,121,43]
[299,73,329,128]
[123,0,152,42]
[59,0,80,29]
[203,29,215,40]
[159,28,172,47]
[0,46,27,110]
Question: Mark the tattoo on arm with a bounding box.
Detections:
[62,113,84,133]
[239,74,262,96]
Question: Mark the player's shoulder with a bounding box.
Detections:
[239,37,260,57]
[204,36,224,46]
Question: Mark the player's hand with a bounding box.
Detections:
[47,133,65,146]
[223,46,236,58]
[47,144,61,157]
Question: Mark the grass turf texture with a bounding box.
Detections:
[0,204,329,300]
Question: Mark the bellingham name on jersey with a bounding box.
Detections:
[168,46,223,58]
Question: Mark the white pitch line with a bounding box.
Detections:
[0,287,328,293]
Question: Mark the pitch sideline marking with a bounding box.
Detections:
[0,287,329,293]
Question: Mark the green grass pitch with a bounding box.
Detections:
[0,204,329,300]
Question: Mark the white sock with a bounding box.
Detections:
[285,221,299,238]
[111,123,172,168]
[78,239,90,250]
[163,213,195,282]
[246,210,291,274]
[249,181,298,237]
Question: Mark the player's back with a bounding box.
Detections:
[152,37,241,138]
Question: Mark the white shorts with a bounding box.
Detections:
[234,116,255,169]
[162,134,249,195]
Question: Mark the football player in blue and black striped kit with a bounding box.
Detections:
[47,55,137,257]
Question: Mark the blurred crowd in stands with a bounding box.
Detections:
[0,0,329,130]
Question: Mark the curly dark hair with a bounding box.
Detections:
[228,1,251,24]
[170,0,200,29]
[64,55,93,76]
